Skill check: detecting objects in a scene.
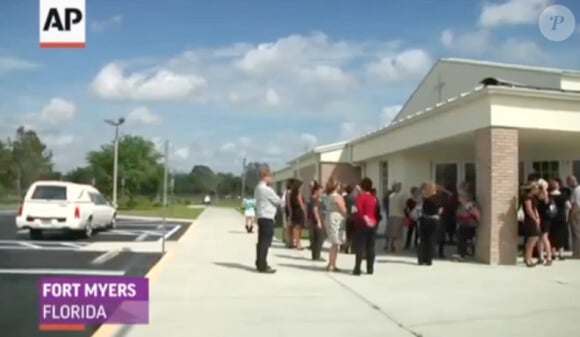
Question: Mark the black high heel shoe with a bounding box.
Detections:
[525,260,536,268]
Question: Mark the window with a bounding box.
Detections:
[532,161,559,180]
[435,163,458,190]
[464,163,476,193]
[573,161,580,179]
[31,185,67,200]
[380,161,389,196]
[89,192,107,205]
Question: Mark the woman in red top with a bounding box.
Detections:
[353,177,378,276]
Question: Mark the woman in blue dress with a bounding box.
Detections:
[242,197,256,233]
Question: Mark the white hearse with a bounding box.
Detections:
[15,181,117,240]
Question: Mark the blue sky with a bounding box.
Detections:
[0,0,579,173]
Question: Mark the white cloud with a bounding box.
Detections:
[173,146,190,160]
[381,104,402,125]
[300,133,318,149]
[479,0,552,28]
[219,142,237,153]
[39,98,76,123]
[366,49,432,82]
[440,29,492,54]
[91,15,122,32]
[89,32,420,120]
[0,56,40,75]
[126,106,161,125]
[500,39,546,62]
[265,88,280,106]
[90,63,207,101]
[44,134,74,147]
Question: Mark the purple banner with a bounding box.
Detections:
[39,277,149,324]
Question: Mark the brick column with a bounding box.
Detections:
[474,128,519,265]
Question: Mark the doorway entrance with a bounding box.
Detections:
[435,163,458,190]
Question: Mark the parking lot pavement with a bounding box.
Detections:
[0,249,162,337]
[0,213,186,337]
[0,214,191,244]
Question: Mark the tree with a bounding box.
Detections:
[86,135,163,199]
[10,126,54,196]
[65,166,95,184]
[189,165,217,194]
[0,139,11,187]
[172,172,195,195]
[216,172,242,197]
[0,139,12,195]
[243,162,268,195]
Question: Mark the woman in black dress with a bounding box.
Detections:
[522,183,541,267]
[417,182,443,266]
[536,180,553,265]
[549,179,570,260]
[289,180,306,250]
[308,182,325,260]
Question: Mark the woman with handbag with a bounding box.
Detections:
[454,191,480,261]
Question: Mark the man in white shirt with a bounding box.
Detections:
[254,166,282,273]
[568,176,580,258]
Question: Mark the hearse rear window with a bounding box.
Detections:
[31,185,67,200]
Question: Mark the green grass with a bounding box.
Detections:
[119,204,204,219]
[212,198,243,208]
[0,203,17,210]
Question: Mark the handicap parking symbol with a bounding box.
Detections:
[538,5,576,42]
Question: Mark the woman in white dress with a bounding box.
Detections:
[324,177,348,272]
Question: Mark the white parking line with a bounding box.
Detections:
[135,233,148,241]
[0,246,80,251]
[100,230,137,236]
[58,242,84,248]
[0,268,126,276]
[18,241,41,249]
[91,249,123,265]
[157,225,181,242]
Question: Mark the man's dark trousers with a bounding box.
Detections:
[256,218,275,271]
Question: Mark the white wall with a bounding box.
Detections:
[490,92,580,132]
[320,148,349,163]
[561,75,580,91]
[364,159,381,193]
[397,61,561,121]
[353,91,490,162]
[273,166,294,183]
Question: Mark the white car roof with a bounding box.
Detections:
[29,181,100,193]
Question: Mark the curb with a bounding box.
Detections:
[117,215,197,222]
[90,220,196,337]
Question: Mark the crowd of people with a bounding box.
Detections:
[250,166,580,274]
[519,174,580,267]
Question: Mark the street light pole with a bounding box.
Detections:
[162,140,169,253]
[105,118,125,207]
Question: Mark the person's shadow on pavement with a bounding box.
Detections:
[213,262,257,272]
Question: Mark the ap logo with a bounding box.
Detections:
[39,0,86,48]
[538,4,576,42]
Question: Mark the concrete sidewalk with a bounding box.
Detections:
[119,207,580,337]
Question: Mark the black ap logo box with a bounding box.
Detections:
[39,0,86,48]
